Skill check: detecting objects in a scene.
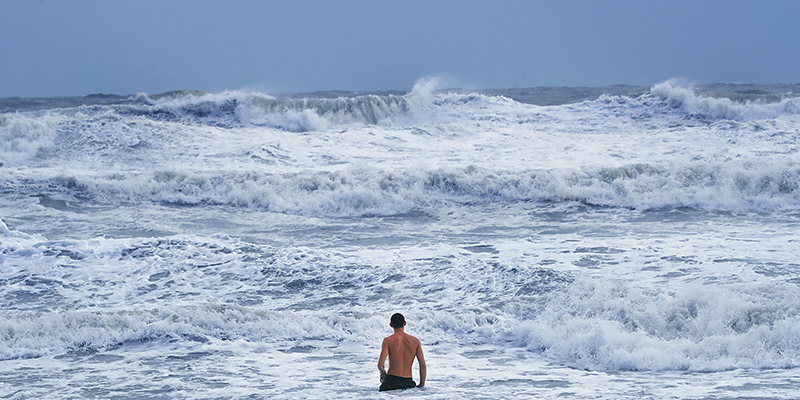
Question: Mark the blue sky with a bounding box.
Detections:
[1,0,798,97]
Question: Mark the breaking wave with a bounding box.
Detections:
[131,90,411,131]
[650,80,800,121]
[125,77,502,131]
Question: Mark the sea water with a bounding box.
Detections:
[2,79,800,399]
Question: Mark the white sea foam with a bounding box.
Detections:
[2,231,799,373]
[0,217,42,255]
[514,277,800,371]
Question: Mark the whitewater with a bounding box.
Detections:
[1,79,800,399]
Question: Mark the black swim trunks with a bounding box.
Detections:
[379,374,416,391]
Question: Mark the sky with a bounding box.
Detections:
[1,0,799,97]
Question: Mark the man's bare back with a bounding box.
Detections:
[377,313,426,391]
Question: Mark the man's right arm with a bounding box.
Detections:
[378,338,389,381]
[416,341,426,388]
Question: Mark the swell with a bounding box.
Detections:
[4,161,799,216]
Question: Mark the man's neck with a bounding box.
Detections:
[393,327,405,334]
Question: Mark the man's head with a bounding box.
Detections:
[390,313,405,329]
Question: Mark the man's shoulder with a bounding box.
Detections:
[384,332,419,343]
[384,333,400,342]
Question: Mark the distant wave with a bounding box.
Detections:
[124,80,800,131]
[3,80,799,142]
[650,80,800,121]
[125,79,800,129]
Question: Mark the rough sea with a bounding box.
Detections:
[2,79,800,399]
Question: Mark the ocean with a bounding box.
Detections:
[1,78,799,399]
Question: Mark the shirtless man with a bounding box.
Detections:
[377,313,426,391]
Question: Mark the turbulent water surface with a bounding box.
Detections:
[2,79,800,399]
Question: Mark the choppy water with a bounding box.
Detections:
[2,79,800,399]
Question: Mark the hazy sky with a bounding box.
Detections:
[1,0,798,97]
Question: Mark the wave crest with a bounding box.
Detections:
[651,80,800,121]
[132,90,412,131]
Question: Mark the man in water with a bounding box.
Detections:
[377,313,427,391]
